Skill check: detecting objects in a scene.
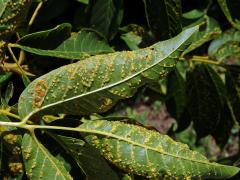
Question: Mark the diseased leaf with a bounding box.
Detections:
[183,16,221,55]
[50,134,119,180]
[143,0,182,40]
[15,27,114,59]
[208,28,240,61]
[218,0,240,30]
[17,26,198,120]
[0,0,32,40]
[80,120,240,179]
[120,24,145,50]
[186,64,226,139]
[21,134,72,180]
[0,115,23,179]
[89,0,124,40]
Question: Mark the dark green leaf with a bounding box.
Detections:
[208,28,240,61]
[183,16,221,55]
[225,69,240,123]
[143,0,182,40]
[166,67,188,131]
[186,64,226,138]
[17,23,72,50]
[80,120,240,179]
[218,0,240,30]
[50,134,119,180]
[4,81,14,104]
[0,72,12,86]
[21,134,72,180]
[35,0,69,23]
[89,0,124,40]
[17,26,198,120]
[166,62,190,132]
[15,27,114,59]
[212,102,234,147]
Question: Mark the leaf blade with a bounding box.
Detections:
[80,120,240,179]
[18,26,198,120]
[21,134,72,180]
[15,28,114,59]
[50,134,119,180]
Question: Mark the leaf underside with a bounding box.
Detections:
[80,120,240,179]
[18,26,198,120]
[21,134,72,180]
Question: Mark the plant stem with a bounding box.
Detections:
[7,45,31,81]
[0,109,21,120]
[28,2,43,30]
[179,56,221,66]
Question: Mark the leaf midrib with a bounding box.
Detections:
[31,134,70,180]
[21,27,197,120]
[79,126,225,167]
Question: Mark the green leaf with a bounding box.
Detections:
[17,23,72,50]
[15,28,114,59]
[80,120,240,179]
[89,0,124,40]
[218,0,240,30]
[183,16,221,55]
[21,134,72,180]
[76,0,89,5]
[0,0,31,41]
[143,0,182,40]
[182,9,204,20]
[120,24,145,50]
[50,134,119,180]
[186,64,226,138]
[17,26,198,120]
[208,28,240,61]
[0,72,12,86]
[4,81,14,105]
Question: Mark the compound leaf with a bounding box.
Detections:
[21,134,72,180]
[18,26,198,120]
[80,120,240,179]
